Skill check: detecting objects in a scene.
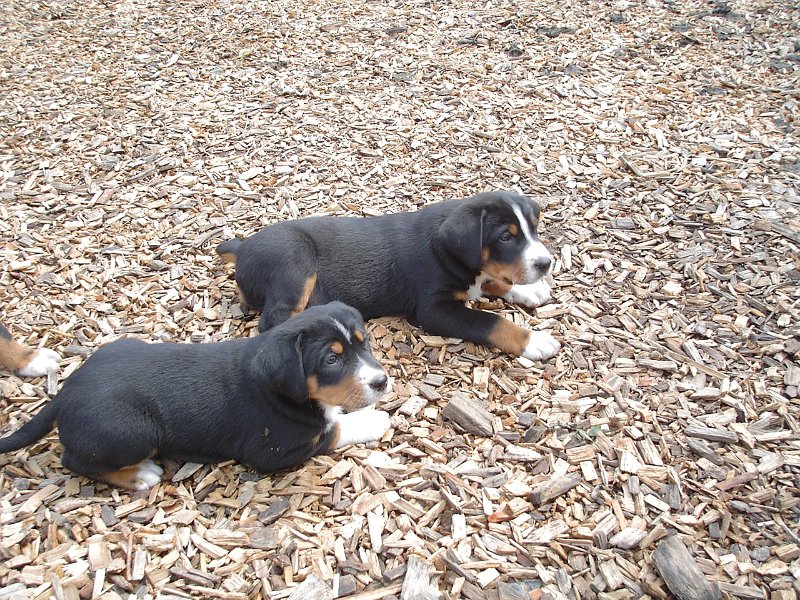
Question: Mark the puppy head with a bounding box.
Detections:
[254,302,389,410]
[439,191,552,285]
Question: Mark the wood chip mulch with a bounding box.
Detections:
[1,0,799,598]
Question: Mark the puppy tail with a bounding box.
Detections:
[0,398,59,454]
[216,238,243,264]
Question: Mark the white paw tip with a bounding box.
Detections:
[522,331,561,361]
[18,348,61,377]
[137,460,164,488]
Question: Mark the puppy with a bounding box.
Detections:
[0,324,60,377]
[217,191,560,361]
[0,302,390,490]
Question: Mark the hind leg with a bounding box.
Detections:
[58,410,163,490]
[62,450,163,490]
[258,271,326,331]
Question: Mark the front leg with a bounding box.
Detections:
[503,280,552,308]
[332,409,391,448]
[418,301,560,361]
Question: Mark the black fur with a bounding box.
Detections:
[217,191,546,352]
[0,303,386,486]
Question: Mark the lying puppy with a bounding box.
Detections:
[0,324,60,377]
[217,191,560,361]
[0,302,390,490]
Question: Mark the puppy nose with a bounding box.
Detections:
[533,256,551,272]
[369,373,389,392]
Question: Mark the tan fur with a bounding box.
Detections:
[291,273,318,316]
[101,463,160,490]
[219,252,237,264]
[330,341,344,354]
[307,374,367,412]
[487,318,531,356]
[0,338,34,372]
[482,279,513,297]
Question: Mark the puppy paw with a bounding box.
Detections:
[336,409,391,448]
[105,459,164,490]
[18,348,61,377]
[522,331,560,361]
[504,281,551,308]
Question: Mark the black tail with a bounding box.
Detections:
[0,399,59,453]
[216,238,243,264]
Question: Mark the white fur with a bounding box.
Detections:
[331,318,351,342]
[133,459,164,490]
[522,331,561,361]
[17,348,60,377]
[511,204,553,283]
[466,271,492,301]
[334,408,391,448]
[503,280,552,308]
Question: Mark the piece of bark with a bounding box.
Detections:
[400,556,442,600]
[442,392,493,436]
[529,472,582,505]
[287,573,334,600]
[652,535,722,600]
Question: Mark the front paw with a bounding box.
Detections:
[336,409,391,448]
[522,331,560,361]
[504,281,551,308]
[18,348,61,377]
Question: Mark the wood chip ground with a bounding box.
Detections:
[1,0,799,598]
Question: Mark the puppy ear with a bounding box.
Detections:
[254,332,308,402]
[438,206,487,270]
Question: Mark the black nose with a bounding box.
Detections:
[369,373,389,392]
[533,256,551,272]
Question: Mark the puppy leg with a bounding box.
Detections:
[62,451,163,491]
[0,325,60,376]
[418,302,560,361]
[258,271,322,332]
[332,409,391,448]
[503,280,552,308]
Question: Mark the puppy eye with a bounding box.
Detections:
[499,231,514,242]
[325,353,340,365]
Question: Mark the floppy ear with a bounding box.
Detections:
[253,332,308,402]
[438,206,487,270]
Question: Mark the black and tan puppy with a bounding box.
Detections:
[0,324,60,377]
[0,302,390,490]
[217,191,560,361]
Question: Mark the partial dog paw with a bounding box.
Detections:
[104,459,164,490]
[504,281,551,308]
[522,331,560,361]
[336,409,391,448]
[134,460,164,490]
[18,348,61,377]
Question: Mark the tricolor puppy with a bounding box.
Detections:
[0,302,390,490]
[217,191,560,361]
[0,324,60,377]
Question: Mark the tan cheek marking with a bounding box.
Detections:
[0,338,35,372]
[487,318,531,356]
[218,252,237,264]
[100,463,160,490]
[482,279,513,297]
[330,341,344,354]
[291,273,318,316]
[311,378,365,411]
[453,290,469,302]
[482,256,525,285]
[353,330,364,343]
